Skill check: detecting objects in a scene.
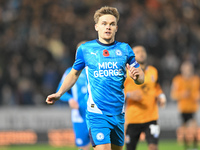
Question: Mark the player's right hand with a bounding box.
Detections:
[46,93,61,105]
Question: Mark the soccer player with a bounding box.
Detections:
[171,61,199,150]
[124,46,166,150]
[46,6,144,150]
[56,41,90,150]
[57,67,90,150]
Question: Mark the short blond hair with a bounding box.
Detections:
[94,6,120,24]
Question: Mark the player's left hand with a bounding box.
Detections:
[157,95,166,108]
[126,64,139,80]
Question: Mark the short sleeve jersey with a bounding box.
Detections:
[73,39,139,115]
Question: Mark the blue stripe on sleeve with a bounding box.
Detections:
[127,44,139,68]
[129,58,139,68]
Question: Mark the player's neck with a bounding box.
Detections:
[182,74,193,79]
[140,63,147,71]
[98,37,115,44]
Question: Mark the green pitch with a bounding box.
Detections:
[0,140,185,150]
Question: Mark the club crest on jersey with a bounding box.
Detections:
[115,49,122,56]
[103,49,109,57]
[96,132,104,141]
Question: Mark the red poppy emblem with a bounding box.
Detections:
[103,50,109,57]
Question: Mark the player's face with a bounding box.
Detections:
[133,46,147,64]
[95,14,118,44]
[181,61,194,77]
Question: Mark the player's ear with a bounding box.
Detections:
[95,24,99,31]
[115,25,118,32]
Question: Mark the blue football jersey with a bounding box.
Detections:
[73,39,139,115]
[57,67,88,122]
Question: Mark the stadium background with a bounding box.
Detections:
[0,0,200,149]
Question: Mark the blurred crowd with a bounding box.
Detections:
[0,0,199,105]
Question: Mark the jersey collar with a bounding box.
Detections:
[96,39,115,46]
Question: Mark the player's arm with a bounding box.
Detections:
[68,98,79,109]
[154,70,166,107]
[156,84,166,108]
[46,43,86,105]
[59,89,79,109]
[57,74,79,109]
[59,92,79,109]
[191,77,200,102]
[170,78,186,100]
[46,68,82,105]
[126,44,144,84]
[126,90,142,101]
[157,94,166,108]
[126,64,144,85]
[60,94,79,109]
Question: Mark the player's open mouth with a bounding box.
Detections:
[105,32,111,35]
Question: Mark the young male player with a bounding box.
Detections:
[171,61,199,150]
[124,46,166,150]
[56,40,90,150]
[46,6,144,150]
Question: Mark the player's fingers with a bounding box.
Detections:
[46,95,55,105]
[126,63,130,70]
[130,69,139,76]
[128,67,134,73]
[159,99,166,108]
[131,70,139,80]
[130,67,138,72]
[46,96,50,102]
[46,99,54,105]
[160,102,165,108]
[47,93,57,101]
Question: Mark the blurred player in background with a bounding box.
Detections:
[46,6,144,150]
[124,46,166,150]
[171,61,200,150]
[56,41,90,150]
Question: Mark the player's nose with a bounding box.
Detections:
[106,25,111,30]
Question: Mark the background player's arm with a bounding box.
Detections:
[126,90,142,101]
[170,79,188,100]
[46,68,82,105]
[68,98,79,109]
[156,83,166,108]
[190,77,200,102]
[157,93,166,108]
[57,86,79,109]
[57,72,79,109]
[59,93,79,109]
[126,64,144,85]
